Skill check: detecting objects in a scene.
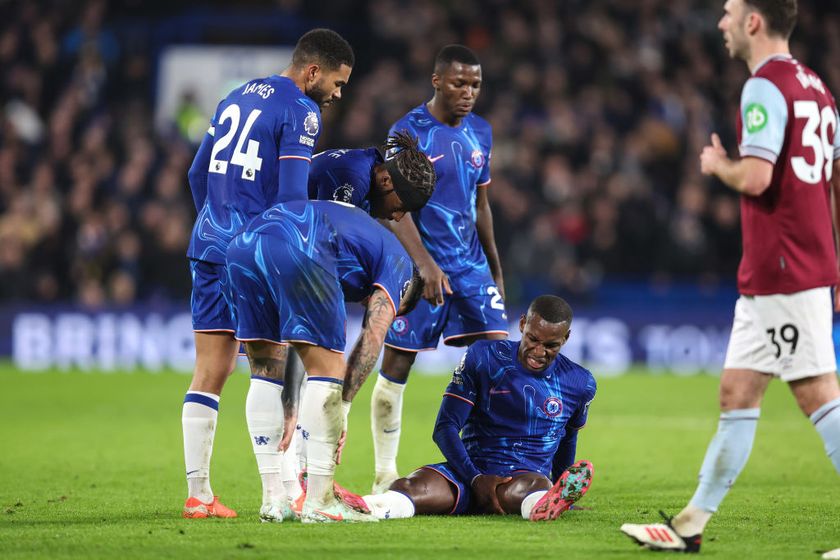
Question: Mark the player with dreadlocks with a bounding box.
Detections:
[242,131,437,521]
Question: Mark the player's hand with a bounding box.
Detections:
[470,474,511,515]
[419,261,453,306]
[335,429,347,465]
[278,413,298,452]
[494,275,506,302]
[700,133,727,176]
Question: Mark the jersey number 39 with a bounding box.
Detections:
[792,100,837,184]
[209,104,263,181]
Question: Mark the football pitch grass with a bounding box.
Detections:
[1,364,838,559]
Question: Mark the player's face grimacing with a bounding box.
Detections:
[370,166,407,222]
[517,313,570,373]
[432,62,482,119]
[718,0,750,60]
[306,63,353,108]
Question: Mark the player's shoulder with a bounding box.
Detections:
[391,104,431,132]
[464,111,492,133]
[552,353,597,394]
[754,57,833,100]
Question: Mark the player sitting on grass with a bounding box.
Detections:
[225,196,431,523]
[362,295,596,521]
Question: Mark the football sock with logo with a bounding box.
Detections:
[520,490,548,519]
[371,372,406,478]
[246,376,286,506]
[299,377,344,507]
[811,396,840,473]
[361,490,415,519]
[182,391,220,503]
[679,408,760,534]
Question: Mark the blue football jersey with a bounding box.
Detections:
[242,200,412,310]
[389,105,492,291]
[443,339,597,478]
[188,75,322,264]
[309,148,382,214]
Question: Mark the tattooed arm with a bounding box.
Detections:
[342,287,396,402]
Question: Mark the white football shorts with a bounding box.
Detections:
[723,286,836,381]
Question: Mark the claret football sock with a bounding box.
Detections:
[811,396,840,473]
[371,372,406,479]
[182,391,220,503]
[362,490,415,519]
[520,490,548,519]
[687,408,760,520]
[246,376,286,506]
[299,377,344,507]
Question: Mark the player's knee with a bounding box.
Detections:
[503,474,550,498]
[389,477,422,500]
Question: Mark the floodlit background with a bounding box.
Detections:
[0,0,839,374]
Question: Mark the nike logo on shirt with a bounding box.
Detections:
[428,154,445,163]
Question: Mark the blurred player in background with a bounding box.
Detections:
[365,44,508,494]
[182,28,354,519]
[621,0,840,553]
[225,195,431,523]
[362,295,596,521]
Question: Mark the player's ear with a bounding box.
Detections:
[306,64,321,83]
[431,72,441,91]
[519,314,526,333]
[745,11,761,35]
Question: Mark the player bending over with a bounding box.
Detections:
[621,0,840,554]
[225,195,431,523]
[243,132,436,521]
[362,296,596,521]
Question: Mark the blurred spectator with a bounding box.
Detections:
[0,0,838,306]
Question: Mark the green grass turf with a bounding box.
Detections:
[0,364,838,559]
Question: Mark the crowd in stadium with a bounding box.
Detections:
[0,0,838,306]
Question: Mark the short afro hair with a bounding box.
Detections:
[527,295,573,325]
[434,44,480,73]
[382,131,436,211]
[292,28,355,71]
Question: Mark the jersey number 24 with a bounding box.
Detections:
[209,104,263,182]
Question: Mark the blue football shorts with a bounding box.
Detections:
[225,233,346,352]
[190,259,235,332]
[385,275,508,351]
[421,462,472,515]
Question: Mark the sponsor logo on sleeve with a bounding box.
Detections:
[304,111,320,136]
[332,183,354,203]
[451,352,467,386]
[745,103,768,134]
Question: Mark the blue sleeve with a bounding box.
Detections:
[275,157,311,203]
[568,377,597,430]
[188,131,213,212]
[739,77,788,164]
[372,240,412,314]
[477,123,492,186]
[551,429,578,482]
[432,350,482,483]
[278,99,321,160]
[316,169,370,207]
